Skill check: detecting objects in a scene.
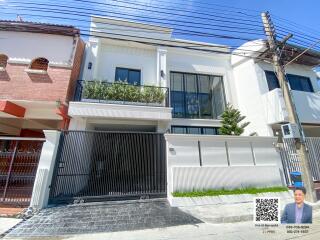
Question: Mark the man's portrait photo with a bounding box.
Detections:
[281,187,313,224]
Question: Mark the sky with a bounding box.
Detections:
[0,0,320,49]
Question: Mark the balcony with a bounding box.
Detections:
[261,88,289,124]
[69,80,172,121]
[74,80,169,107]
[262,88,320,124]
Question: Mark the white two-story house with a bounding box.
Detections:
[68,16,237,134]
[232,40,320,137]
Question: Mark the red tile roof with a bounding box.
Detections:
[0,20,80,36]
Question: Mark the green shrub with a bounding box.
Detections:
[82,81,166,104]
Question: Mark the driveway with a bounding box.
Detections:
[4,199,201,238]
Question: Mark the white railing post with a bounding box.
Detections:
[30,130,61,209]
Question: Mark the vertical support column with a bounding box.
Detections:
[156,48,167,87]
[81,39,100,81]
[30,130,61,209]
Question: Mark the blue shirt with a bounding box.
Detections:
[295,203,304,224]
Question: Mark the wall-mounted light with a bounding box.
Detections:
[88,62,92,70]
[160,70,165,78]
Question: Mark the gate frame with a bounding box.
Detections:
[48,130,167,205]
[0,136,45,206]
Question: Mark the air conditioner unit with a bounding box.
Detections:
[281,123,300,139]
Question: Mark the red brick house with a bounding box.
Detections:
[0,20,85,137]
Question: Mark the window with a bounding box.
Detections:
[0,54,8,69]
[115,67,141,85]
[265,71,280,91]
[264,71,314,93]
[170,72,226,119]
[287,74,314,92]
[30,57,49,71]
[171,126,219,135]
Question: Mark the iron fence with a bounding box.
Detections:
[74,80,169,107]
[279,137,320,185]
[49,130,167,204]
[0,138,44,206]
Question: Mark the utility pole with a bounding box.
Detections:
[261,12,317,202]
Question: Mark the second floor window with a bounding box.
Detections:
[265,71,280,91]
[115,67,141,85]
[170,72,226,119]
[287,74,314,93]
[30,57,49,71]
[265,71,314,93]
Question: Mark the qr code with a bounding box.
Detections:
[254,198,280,223]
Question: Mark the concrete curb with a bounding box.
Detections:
[171,191,293,207]
[175,192,320,223]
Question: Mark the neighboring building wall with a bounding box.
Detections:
[1,63,73,103]
[232,59,275,136]
[0,31,82,104]
[66,38,85,102]
[232,56,320,136]
[0,31,75,65]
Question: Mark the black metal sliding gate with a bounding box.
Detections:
[49,131,167,204]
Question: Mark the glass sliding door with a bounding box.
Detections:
[170,72,185,118]
[198,75,213,119]
[212,76,226,119]
[170,72,226,119]
[185,74,199,118]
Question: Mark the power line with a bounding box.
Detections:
[276,25,320,51]
[119,0,261,15]
[4,5,317,52]
[0,6,264,42]
[3,3,266,37]
[285,38,320,66]
[3,0,320,55]
[0,11,271,57]
[272,14,320,37]
[72,0,261,24]
[0,9,268,54]
[7,0,265,28]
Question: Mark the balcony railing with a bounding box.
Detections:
[74,80,169,107]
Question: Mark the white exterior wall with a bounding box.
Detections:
[0,31,76,66]
[232,59,274,136]
[95,44,158,85]
[165,134,285,202]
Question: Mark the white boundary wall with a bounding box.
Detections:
[30,130,61,209]
[165,134,286,204]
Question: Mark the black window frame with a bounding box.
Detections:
[265,71,280,91]
[264,71,314,93]
[170,71,226,119]
[171,126,219,135]
[115,67,141,85]
[286,74,314,93]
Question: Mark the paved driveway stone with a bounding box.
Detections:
[5,199,202,238]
